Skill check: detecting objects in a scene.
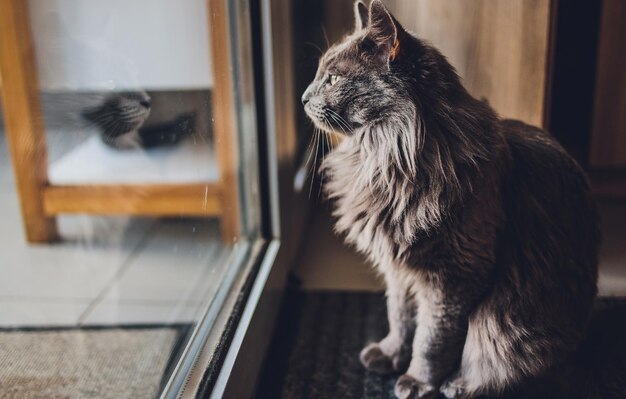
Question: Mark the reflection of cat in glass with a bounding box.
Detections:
[82,91,195,149]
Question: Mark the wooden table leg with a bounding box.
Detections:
[208,0,240,244]
[0,0,58,243]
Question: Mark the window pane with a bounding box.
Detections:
[0,0,260,397]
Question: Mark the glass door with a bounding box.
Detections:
[0,0,267,397]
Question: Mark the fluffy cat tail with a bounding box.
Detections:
[510,299,626,399]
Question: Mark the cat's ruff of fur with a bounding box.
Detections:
[303,1,599,399]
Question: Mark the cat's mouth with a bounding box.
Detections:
[305,105,355,136]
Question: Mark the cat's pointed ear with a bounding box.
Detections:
[354,1,369,31]
[368,0,402,63]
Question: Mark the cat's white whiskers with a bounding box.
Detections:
[327,109,351,133]
[327,112,350,137]
[304,41,324,56]
[319,117,334,198]
[321,26,330,49]
[303,130,318,176]
[308,128,321,199]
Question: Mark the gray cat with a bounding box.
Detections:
[82,91,195,149]
[82,91,152,149]
[302,1,600,398]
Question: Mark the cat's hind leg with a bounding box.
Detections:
[439,312,534,399]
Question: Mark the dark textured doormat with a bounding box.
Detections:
[255,290,626,399]
[0,324,190,399]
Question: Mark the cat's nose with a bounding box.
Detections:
[140,100,151,109]
[301,87,313,106]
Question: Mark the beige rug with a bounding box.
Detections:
[0,326,186,399]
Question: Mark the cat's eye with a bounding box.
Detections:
[329,74,341,86]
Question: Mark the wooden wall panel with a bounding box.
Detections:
[324,0,554,128]
[589,0,626,168]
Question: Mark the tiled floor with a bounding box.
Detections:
[0,198,231,328]
[0,130,232,328]
[296,203,626,296]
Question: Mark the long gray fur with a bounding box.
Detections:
[302,1,600,398]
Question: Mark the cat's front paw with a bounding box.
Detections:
[440,374,469,399]
[394,374,436,399]
[359,342,408,375]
